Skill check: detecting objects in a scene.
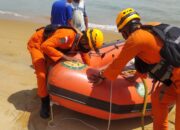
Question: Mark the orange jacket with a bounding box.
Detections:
[41,28,90,65]
[103,28,180,85]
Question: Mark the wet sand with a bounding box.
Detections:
[0,18,175,130]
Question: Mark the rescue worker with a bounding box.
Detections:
[87,8,180,130]
[28,25,104,119]
[71,0,88,31]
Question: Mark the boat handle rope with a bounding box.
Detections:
[141,78,148,130]
[106,54,116,130]
[48,100,100,130]
[48,100,56,127]
[89,42,124,59]
[89,44,120,58]
[106,80,113,130]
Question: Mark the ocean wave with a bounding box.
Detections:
[89,23,117,32]
[0,10,29,19]
[0,10,117,32]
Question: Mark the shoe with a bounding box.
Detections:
[40,95,50,119]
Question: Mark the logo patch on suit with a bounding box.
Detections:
[59,37,68,44]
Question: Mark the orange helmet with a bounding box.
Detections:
[86,28,104,52]
[116,8,141,32]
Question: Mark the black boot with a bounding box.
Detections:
[40,95,50,119]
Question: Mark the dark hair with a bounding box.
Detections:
[78,31,90,53]
[126,19,141,33]
[121,19,141,39]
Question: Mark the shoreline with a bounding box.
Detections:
[0,17,121,44]
[0,12,119,32]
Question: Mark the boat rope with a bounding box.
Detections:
[107,80,113,130]
[48,100,100,130]
[106,54,115,130]
[89,40,124,59]
[48,101,56,127]
[141,78,148,130]
[89,45,120,58]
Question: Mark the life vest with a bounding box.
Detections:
[135,23,180,86]
[36,24,81,49]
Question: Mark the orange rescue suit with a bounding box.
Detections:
[27,28,48,97]
[28,27,90,98]
[103,29,180,130]
[41,28,90,65]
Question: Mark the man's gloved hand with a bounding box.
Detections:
[121,70,138,82]
[86,68,105,85]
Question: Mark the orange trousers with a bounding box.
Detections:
[29,47,48,98]
[33,58,48,98]
[151,83,180,130]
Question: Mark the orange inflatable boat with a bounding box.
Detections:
[47,41,153,120]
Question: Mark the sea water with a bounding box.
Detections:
[0,0,179,32]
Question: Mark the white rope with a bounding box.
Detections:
[47,100,100,130]
[48,101,56,127]
[107,81,113,130]
[107,54,115,130]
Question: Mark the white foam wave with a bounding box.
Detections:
[0,10,117,32]
[89,23,117,32]
[0,10,29,19]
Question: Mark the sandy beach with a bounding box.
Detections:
[0,18,175,130]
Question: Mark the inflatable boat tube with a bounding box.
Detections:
[47,42,153,120]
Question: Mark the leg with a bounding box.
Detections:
[151,85,176,130]
[28,47,50,118]
[34,59,50,119]
[34,59,48,98]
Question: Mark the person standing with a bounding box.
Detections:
[87,8,180,130]
[51,0,73,26]
[71,0,88,31]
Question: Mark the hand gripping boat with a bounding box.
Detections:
[47,40,153,120]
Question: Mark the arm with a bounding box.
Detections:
[66,3,73,26]
[84,16,88,30]
[67,19,73,27]
[80,52,90,65]
[103,37,142,80]
[83,5,88,30]
[41,36,65,62]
